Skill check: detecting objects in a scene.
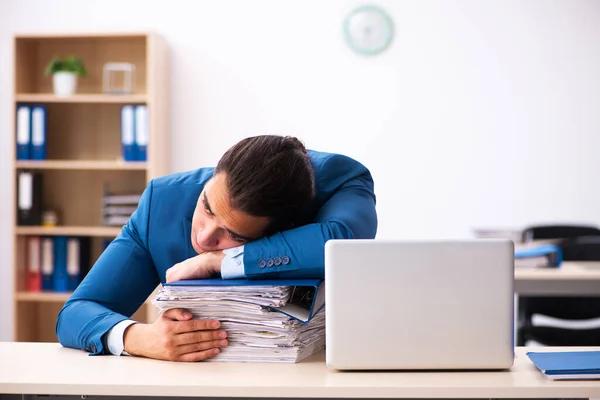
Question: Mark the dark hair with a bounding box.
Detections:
[215,135,316,234]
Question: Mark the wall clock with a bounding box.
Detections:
[343,5,394,56]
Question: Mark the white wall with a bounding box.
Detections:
[1,0,599,340]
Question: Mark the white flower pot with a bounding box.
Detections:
[52,72,78,97]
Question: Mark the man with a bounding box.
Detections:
[56,135,377,362]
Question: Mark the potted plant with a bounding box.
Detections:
[45,56,87,97]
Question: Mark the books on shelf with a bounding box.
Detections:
[153,279,326,363]
[26,236,91,293]
[121,104,148,162]
[527,351,600,380]
[15,102,148,164]
[16,104,47,161]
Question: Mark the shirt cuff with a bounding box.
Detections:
[221,245,246,279]
[106,319,137,356]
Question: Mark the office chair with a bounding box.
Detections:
[517,225,600,346]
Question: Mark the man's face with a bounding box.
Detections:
[190,173,271,253]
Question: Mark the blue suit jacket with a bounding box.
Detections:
[56,150,377,354]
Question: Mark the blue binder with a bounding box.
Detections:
[121,105,137,161]
[135,105,148,161]
[66,237,90,291]
[162,278,325,323]
[67,237,81,291]
[103,239,113,251]
[52,236,69,292]
[16,105,31,160]
[41,237,54,291]
[31,105,47,160]
[527,351,600,380]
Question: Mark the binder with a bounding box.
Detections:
[26,236,41,292]
[103,239,113,252]
[66,238,81,291]
[66,237,91,291]
[527,351,600,380]
[40,237,54,291]
[162,279,325,323]
[121,105,137,161]
[30,105,47,160]
[53,236,68,292]
[135,105,148,161]
[17,171,43,226]
[16,105,31,160]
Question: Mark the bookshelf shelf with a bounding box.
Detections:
[16,291,156,305]
[16,160,147,170]
[12,32,169,342]
[16,94,147,104]
[15,226,122,237]
[16,292,72,302]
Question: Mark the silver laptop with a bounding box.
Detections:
[324,239,515,370]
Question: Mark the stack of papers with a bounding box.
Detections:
[153,279,325,363]
[527,351,600,380]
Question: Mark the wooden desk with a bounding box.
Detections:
[515,261,600,296]
[1,343,600,399]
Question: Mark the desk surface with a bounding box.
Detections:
[1,343,600,399]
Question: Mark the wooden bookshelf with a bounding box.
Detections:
[16,292,72,302]
[11,32,170,342]
[16,291,157,305]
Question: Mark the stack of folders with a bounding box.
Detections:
[527,351,600,380]
[514,244,562,268]
[121,104,148,162]
[102,193,141,226]
[153,279,326,363]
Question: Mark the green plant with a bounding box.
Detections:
[45,56,88,76]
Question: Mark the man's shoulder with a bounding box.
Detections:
[307,149,367,173]
[151,167,215,189]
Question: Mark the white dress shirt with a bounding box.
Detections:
[105,245,245,355]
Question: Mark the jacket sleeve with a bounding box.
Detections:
[242,154,377,279]
[55,180,160,355]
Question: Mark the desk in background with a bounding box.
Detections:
[1,342,600,399]
[515,261,600,296]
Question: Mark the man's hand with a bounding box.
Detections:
[123,308,228,362]
[166,251,225,282]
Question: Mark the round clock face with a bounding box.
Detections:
[343,5,394,56]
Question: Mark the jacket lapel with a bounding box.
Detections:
[182,218,197,259]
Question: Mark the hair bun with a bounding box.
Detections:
[285,136,307,154]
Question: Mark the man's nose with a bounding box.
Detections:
[196,223,220,249]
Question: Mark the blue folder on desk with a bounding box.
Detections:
[527,351,600,380]
[162,278,325,323]
[515,244,562,268]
